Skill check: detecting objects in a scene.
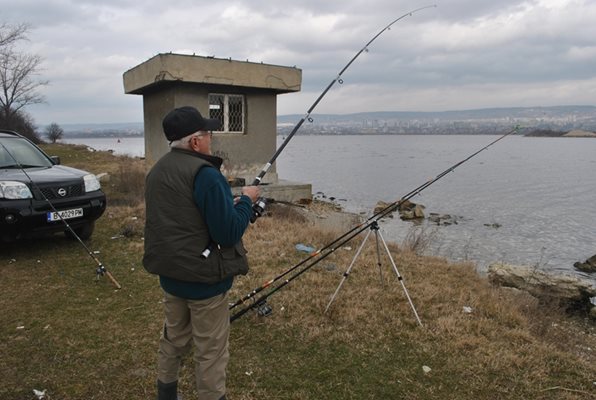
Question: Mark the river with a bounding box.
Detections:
[63,135,596,281]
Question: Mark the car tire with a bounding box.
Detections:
[0,232,18,243]
[65,221,95,240]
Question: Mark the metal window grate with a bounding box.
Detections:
[209,94,225,130]
[209,94,244,133]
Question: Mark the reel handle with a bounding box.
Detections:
[250,197,267,223]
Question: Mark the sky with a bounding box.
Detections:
[2,0,596,125]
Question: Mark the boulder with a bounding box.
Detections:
[574,254,596,273]
[428,212,462,226]
[399,204,426,220]
[373,200,397,217]
[487,262,596,305]
[374,199,426,220]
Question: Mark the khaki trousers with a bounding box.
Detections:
[157,291,230,400]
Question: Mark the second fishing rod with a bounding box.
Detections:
[229,125,521,321]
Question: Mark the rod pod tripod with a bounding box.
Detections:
[324,221,423,327]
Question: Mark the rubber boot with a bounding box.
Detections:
[157,380,178,400]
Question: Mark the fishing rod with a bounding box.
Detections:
[0,140,122,289]
[230,125,522,321]
[249,4,438,221]
[228,3,437,299]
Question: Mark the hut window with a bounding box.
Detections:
[208,94,245,133]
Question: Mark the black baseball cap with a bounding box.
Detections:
[162,106,220,141]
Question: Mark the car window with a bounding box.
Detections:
[0,138,53,168]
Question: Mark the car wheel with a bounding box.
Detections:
[0,232,18,243]
[65,221,95,240]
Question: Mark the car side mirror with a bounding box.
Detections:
[50,156,61,165]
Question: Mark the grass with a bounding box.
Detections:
[1,144,595,399]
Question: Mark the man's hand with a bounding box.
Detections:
[241,186,260,203]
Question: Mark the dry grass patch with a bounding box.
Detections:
[231,207,596,399]
[1,144,594,400]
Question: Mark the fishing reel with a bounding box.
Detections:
[95,264,107,279]
[250,197,267,223]
[255,300,272,317]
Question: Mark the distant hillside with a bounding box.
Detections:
[60,122,144,138]
[55,105,596,137]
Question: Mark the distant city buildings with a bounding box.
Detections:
[277,106,596,135]
[59,106,596,137]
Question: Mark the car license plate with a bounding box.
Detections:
[47,208,84,222]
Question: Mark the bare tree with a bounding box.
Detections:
[45,122,64,143]
[1,109,39,142]
[0,22,28,49]
[0,22,47,139]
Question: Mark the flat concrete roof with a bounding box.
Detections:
[123,53,302,95]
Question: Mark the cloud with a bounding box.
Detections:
[1,0,595,124]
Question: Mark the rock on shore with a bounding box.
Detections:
[374,199,425,220]
[487,262,596,308]
[574,254,596,273]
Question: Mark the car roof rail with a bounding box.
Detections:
[0,129,24,138]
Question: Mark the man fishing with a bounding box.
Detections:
[143,106,259,400]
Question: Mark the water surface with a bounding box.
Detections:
[64,135,596,280]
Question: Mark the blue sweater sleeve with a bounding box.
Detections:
[193,167,253,247]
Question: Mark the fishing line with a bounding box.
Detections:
[0,140,121,289]
[230,125,521,321]
[249,4,438,221]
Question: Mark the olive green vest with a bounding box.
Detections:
[143,148,249,284]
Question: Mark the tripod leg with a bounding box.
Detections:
[378,231,423,327]
[373,229,384,286]
[324,228,373,314]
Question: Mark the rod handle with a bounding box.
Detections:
[105,271,122,289]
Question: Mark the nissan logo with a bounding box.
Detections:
[57,188,67,197]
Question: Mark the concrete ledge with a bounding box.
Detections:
[232,179,312,203]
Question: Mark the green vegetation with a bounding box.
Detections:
[1,144,594,399]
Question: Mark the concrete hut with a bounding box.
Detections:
[122,53,311,202]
